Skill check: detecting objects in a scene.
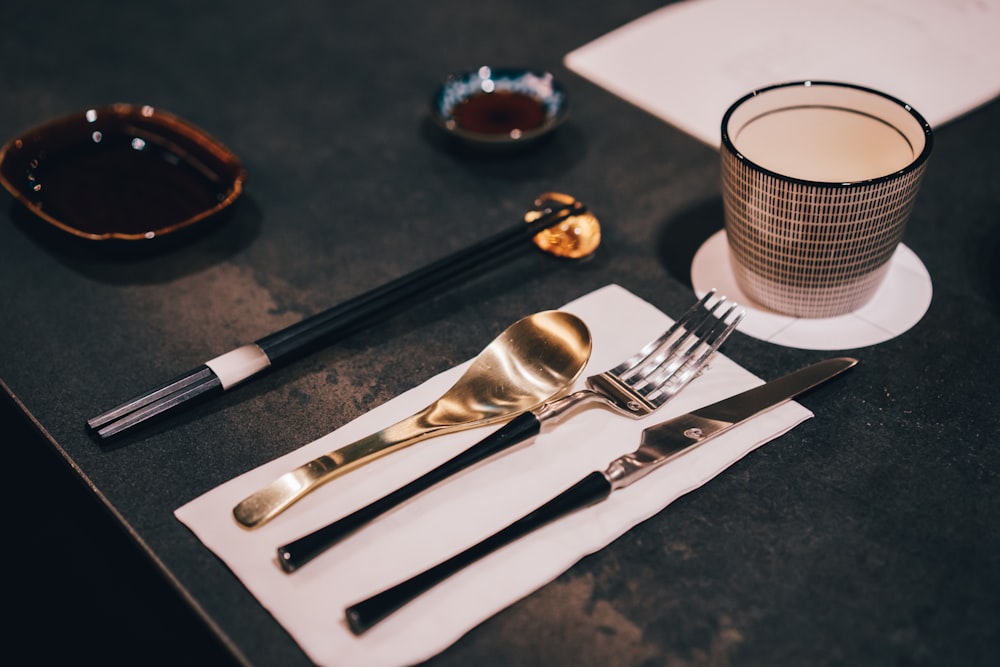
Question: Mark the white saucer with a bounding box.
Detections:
[691,230,933,350]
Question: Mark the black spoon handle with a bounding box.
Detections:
[277,411,544,572]
[344,470,612,635]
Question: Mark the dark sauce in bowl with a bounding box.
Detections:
[452,91,547,136]
[0,104,245,242]
[31,138,226,236]
[432,67,569,151]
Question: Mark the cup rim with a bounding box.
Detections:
[721,80,933,187]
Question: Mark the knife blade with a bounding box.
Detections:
[344,356,858,634]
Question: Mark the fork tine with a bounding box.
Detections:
[640,302,744,405]
[615,291,732,384]
[627,296,731,382]
[611,289,718,378]
[625,299,729,394]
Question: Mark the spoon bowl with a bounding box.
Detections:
[232,310,592,528]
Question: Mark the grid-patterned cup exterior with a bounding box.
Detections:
[720,81,932,318]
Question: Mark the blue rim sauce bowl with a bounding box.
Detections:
[431,67,569,152]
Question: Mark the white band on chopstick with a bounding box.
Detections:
[205,344,272,390]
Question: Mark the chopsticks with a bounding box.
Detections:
[87,198,589,440]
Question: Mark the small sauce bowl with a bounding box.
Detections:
[431,66,569,151]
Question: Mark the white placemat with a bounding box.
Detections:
[565,0,1000,147]
[176,284,814,667]
[692,231,933,350]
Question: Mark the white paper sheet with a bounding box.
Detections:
[565,0,1000,146]
[175,285,814,667]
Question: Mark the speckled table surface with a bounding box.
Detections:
[2,1,999,666]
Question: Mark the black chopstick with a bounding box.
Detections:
[87,199,587,440]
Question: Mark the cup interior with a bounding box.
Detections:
[722,81,931,184]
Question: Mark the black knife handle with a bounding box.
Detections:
[344,469,612,634]
[278,412,543,573]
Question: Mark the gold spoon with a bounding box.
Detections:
[232,309,593,528]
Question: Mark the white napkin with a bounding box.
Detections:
[176,285,813,667]
[565,0,1000,147]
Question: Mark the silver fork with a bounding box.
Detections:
[277,290,744,572]
[537,289,743,425]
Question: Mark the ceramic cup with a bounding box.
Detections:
[720,81,933,318]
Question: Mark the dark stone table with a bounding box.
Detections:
[3,1,998,665]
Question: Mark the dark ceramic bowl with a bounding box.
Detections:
[0,104,246,243]
[430,67,569,150]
